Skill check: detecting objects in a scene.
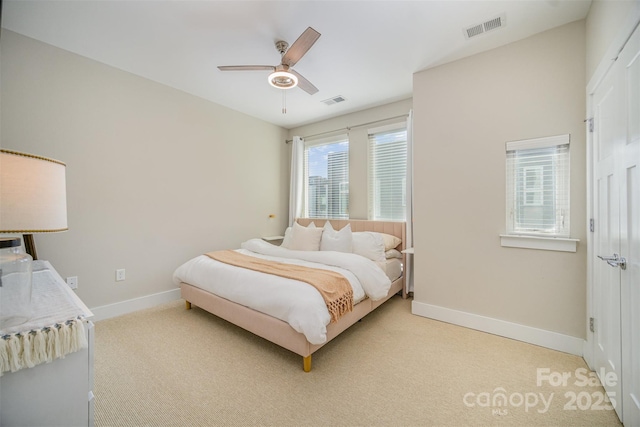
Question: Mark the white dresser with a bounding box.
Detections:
[0,261,94,427]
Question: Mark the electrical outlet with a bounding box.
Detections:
[116,269,126,282]
[66,276,78,289]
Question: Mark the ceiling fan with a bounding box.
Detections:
[217,27,321,95]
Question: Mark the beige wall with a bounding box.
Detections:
[585,0,640,81]
[412,21,587,339]
[288,99,413,219]
[1,30,289,309]
[1,8,614,330]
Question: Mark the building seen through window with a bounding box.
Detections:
[305,139,349,219]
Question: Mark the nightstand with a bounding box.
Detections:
[262,235,284,246]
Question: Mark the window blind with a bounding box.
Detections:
[303,135,349,219]
[505,134,570,236]
[368,126,407,221]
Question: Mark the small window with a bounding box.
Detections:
[368,124,407,221]
[505,134,570,237]
[303,134,349,219]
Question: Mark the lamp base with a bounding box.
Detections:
[23,234,38,260]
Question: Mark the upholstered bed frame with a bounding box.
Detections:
[180,219,406,372]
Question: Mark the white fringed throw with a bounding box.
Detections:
[0,264,91,376]
[0,318,87,375]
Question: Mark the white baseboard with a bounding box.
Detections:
[90,288,182,322]
[582,339,593,370]
[411,301,584,356]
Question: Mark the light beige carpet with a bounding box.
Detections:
[94,296,621,426]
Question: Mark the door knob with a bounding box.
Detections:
[597,253,627,270]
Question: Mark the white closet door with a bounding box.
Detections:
[619,23,640,427]
[592,47,623,420]
[591,22,640,426]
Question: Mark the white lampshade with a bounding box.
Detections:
[0,149,68,233]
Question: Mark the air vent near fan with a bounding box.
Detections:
[464,14,506,39]
[322,95,346,106]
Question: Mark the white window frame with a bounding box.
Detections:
[501,134,578,252]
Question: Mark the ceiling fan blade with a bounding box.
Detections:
[289,69,318,95]
[281,27,321,67]
[217,65,275,71]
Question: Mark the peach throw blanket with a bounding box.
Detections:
[205,250,353,323]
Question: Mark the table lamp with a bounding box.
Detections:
[0,149,68,259]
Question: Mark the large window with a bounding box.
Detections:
[368,125,407,221]
[505,134,570,237]
[303,135,349,219]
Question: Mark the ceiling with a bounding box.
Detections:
[2,1,592,129]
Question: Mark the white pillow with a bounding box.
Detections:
[352,232,385,263]
[320,222,353,253]
[289,222,323,251]
[385,249,403,259]
[379,233,402,251]
[281,222,316,248]
[281,227,293,248]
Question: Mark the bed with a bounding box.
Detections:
[174,218,406,372]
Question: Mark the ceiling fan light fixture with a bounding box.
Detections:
[268,70,298,90]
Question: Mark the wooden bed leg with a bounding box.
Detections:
[303,355,312,372]
[185,300,192,310]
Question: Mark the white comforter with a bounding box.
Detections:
[172,238,391,344]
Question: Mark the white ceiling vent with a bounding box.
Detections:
[464,14,506,39]
[322,95,347,106]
